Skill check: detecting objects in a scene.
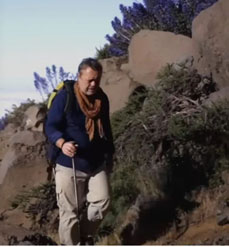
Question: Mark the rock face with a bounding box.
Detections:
[204,87,229,106]
[99,1,229,113]
[192,0,229,88]
[100,57,141,113]
[128,30,195,86]
[0,115,51,243]
[24,105,44,132]
[0,123,47,209]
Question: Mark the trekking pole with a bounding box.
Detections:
[72,144,81,243]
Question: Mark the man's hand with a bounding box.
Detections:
[62,142,78,158]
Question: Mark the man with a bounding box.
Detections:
[45,58,114,245]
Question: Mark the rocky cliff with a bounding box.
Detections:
[101,0,229,114]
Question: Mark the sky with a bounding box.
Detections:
[0,0,138,118]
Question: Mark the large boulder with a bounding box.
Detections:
[100,57,141,113]
[24,105,45,132]
[128,30,195,85]
[100,5,229,113]
[204,87,229,106]
[192,0,229,88]
[0,127,47,209]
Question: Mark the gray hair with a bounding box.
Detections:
[78,58,103,75]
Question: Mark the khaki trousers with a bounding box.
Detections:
[55,164,110,245]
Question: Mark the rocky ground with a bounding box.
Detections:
[0,107,59,245]
[149,184,229,245]
[1,183,229,245]
[98,180,229,245]
[1,106,229,245]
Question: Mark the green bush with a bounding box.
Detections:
[11,182,57,227]
[111,86,147,140]
[5,99,46,128]
[95,44,111,60]
[103,62,229,237]
[99,162,140,234]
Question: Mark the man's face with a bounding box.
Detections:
[78,67,101,96]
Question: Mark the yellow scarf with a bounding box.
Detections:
[74,83,104,141]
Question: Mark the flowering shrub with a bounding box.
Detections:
[105,0,218,56]
[0,115,7,130]
[34,65,77,99]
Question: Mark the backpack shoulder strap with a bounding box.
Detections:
[63,80,76,113]
[47,81,65,110]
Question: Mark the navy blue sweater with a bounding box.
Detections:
[45,87,114,173]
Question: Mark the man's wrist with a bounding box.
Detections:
[56,138,65,149]
[60,141,65,149]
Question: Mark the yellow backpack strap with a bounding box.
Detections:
[47,81,65,109]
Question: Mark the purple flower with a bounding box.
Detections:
[106,0,218,56]
[33,65,77,99]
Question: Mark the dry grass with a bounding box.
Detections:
[190,187,221,224]
[142,186,224,245]
[96,232,121,245]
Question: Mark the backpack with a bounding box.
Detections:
[44,80,75,180]
[47,80,75,113]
